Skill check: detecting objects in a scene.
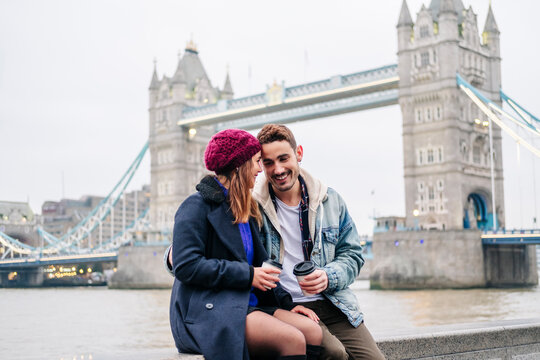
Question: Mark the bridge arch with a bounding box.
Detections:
[464,192,489,230]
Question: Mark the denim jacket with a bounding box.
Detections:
[252,168,365,327]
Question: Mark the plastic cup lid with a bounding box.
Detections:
[293,260,315,276]
[264,259,283,269]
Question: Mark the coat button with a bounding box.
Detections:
[205,303,214,310]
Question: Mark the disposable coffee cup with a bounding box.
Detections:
[261,259,282,289]
[293,260,316,296]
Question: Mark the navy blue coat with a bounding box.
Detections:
[170,176,294,360]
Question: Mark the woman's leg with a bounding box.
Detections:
[273,309,323,346]
[246,310,307,358]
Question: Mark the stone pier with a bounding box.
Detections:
[0,267,44,287]
[370,230,538,289]
[109,245,173,289]
[484,244,538,287]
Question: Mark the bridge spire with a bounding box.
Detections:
[482,3,500,55]
[483,3,499,34]
[397,0,413,27]
[149,58,159,90]
[221,65,233,100]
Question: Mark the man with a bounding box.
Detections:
[252,124,384,360]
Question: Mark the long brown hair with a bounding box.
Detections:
[221,158,261,225]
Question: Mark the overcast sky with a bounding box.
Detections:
[0,0,539,235]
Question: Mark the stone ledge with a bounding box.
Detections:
[374,318,540,359]
[110,318,540,359]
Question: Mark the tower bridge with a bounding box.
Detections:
[1,0,539,288]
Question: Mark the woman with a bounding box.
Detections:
[170,129,323,360]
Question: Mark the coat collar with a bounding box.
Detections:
[252,168,328,238]
[196,175,226,204]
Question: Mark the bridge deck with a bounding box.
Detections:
[0,252,117,269]
[482,230,540,245]
[178,64,398,129]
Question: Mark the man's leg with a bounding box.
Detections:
[311,300,385,360]
[301,301,348,360]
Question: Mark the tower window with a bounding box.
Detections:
[420,26,430,38]
[473,145,481,164]
[437,180,444,190]
[416,109,423,122]
[421,52,430,67]
[438,147,443,162]
[427,149,434,163]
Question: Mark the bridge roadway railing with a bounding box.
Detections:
[177,64,398,130]
[218,88,398,131]
[0,252,118,270]
[482,229,540,245]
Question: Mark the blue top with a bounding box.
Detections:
[214,177,258,306]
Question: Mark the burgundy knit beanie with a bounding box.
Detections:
[204,129,262,174]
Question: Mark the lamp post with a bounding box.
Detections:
[486,118,498,231]
[413,209,419,231]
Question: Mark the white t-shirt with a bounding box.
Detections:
[275,197,324,303]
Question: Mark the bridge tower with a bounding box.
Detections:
[148,41,232,235]
[397,0,505,231]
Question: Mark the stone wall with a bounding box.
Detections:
[371,230,538,289]
[109,245,173,289]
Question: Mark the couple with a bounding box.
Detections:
[167,125,384,360]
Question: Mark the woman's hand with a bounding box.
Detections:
[252,267,281,291]
[291,305,320,323]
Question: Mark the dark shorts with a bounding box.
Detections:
[247,306,278,316]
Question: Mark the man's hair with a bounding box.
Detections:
[257,124,297,150]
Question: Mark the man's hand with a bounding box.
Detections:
[299,269,328,294]
[252,267,281,291]
[291,305,320,323]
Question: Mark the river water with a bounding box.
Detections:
[2,279,540,360]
